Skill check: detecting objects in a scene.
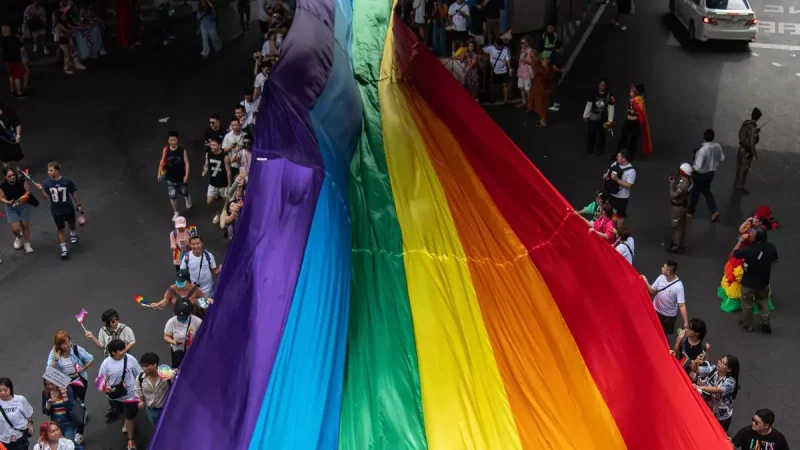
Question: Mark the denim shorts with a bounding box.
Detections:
[5,203,31,223]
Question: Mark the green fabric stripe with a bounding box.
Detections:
[339,0,428,448]
[716,286,774,314]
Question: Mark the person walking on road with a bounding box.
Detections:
[198,0,223,59]
[730,408,790,450]
[689,129,723,221]
[641,260,688,338]
[0,378,35,450]
[666,163,691,254]
[734,107,761,195]
[158,131,192,221]
[1,167,34,254]
[733,227,778,334]
[32,162,83,259]
[583,79,615,155]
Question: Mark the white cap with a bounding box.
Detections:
[174,216,187,228]
[679,163,692,176]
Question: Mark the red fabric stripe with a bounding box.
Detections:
[390,17,730,450]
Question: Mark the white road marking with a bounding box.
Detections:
[667,33,681,47]
[772,62,783,66]
[749,42,800,51]
[751,52,760,56]
[796,73,800,77]
[562,3,607,80]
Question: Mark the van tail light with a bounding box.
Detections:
[702,16,717,24]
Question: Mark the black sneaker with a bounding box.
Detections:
[70,234,78,244]
[61,248,69,260]
[761,321,772,334]
[738,321,753,332]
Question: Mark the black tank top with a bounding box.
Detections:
[164,146,186,182]
[207,151,228,188]
[1,180,26,202]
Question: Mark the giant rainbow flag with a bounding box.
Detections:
[149,0,732,447]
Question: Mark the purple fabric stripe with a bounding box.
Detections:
[149,0,336,446]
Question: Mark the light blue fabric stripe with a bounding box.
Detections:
[246,0,361,446]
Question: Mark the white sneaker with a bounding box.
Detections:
[548,105,560,111]
[24,242,34,253]
[13,237,23,249]
[74,433,83,444]
[163,40,170,46]
[34,43,39,52]
[620,25,627,31]
[172,211,180,221]
[44,46,50,55]
[212,214,220,224]
[185,196,193,209]
[99,49,107,55]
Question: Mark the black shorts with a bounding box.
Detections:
[53,212,76,230]
[657,312,677,336]
[58,37,70,45]
[451,30,468,43]
[607,194,629,217]
[113,400,139,420]
[259,20,269,34]
[492,72,509,85]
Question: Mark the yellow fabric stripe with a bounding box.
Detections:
[378,19,522,450]
[405,87,628,449]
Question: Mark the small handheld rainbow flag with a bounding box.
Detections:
[20,169,33,181]
[187,225,198,237]
[134,295,151,308]
[75,308,88,332]
[159,164,167,181]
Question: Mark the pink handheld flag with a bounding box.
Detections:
[75,308,88,332]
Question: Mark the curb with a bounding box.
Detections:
[558,0,605,56]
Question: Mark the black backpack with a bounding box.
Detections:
[604,163,634,195]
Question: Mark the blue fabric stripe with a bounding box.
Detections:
[246,0,361,446]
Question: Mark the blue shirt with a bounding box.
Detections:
[41,177,78,216]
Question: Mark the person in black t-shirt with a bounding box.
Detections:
[202,137,231,224]
[733,228,778,334]
[0,102,25,165]
[158,131,193,221]
[730,408,790,450]
[482,0,503,42]
[203,114,226,150]
[1,24,29,99]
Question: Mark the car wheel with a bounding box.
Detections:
[669,0,675,15]
[688,21,696,41]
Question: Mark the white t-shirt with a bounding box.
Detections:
[261,39,280,58]
[483,46,511,74]
[98,323,136,356]
[180,250,218,296]
[98,354,142,402]
[254,72,268,97]
[0,395,33,443]
[615,237,635,264]
[448,2,470,31]
[610,163,636,199]
[56,356,79,376]
[164,315,203,352]
[240,99,257,127]
[223,131,245,168]
[651,275,685,317]
[33,438,76,450]
[413,0,426,24]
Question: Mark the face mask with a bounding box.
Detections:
[177,316,188,323]
[175,280,187,288]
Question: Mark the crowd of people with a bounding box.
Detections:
[2,1,792,449]
[0,1,292,449]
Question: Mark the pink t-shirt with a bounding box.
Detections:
[170,229,192,265]
[593,216,615,242]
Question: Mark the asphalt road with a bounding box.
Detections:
[486,0,800,444]
[0,5,260,449]
[1,2,797,450]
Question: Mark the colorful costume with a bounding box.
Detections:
[718,206,778,313]
[630,85,652,155]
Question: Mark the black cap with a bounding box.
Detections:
[175,300,192,319]
[176,269,191,283]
